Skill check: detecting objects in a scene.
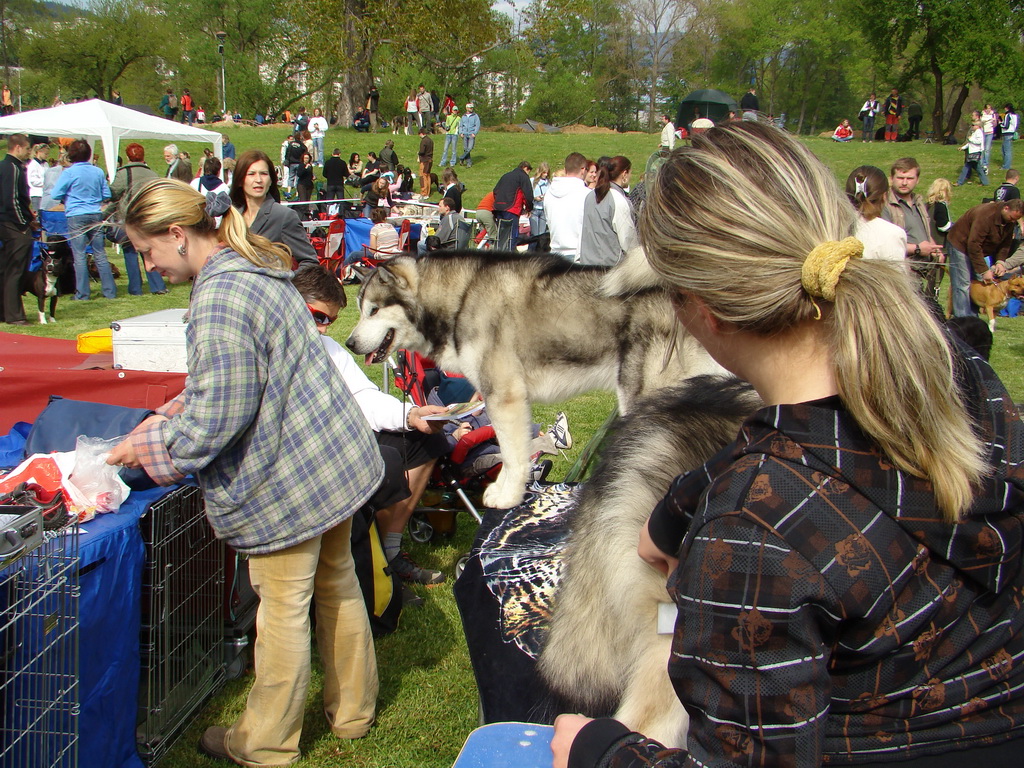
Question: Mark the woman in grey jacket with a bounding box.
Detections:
[578,156,638,266]
[229,149,318,267]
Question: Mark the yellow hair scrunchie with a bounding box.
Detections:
[801,236,864,302]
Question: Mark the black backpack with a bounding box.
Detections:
[348,442,410,637]
[349,504,403,637]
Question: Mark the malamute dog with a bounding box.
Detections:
[346,251,724,510]
[539,378,760,746]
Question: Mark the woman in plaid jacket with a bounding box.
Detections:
[108,179,384,766]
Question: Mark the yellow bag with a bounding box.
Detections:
[77,328,113,354]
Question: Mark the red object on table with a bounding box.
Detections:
[0,332,187,433]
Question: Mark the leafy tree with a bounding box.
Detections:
[858,0,1023,138]
[23,0,175,102]
[519,0,643,128]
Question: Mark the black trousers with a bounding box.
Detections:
[908,116,922,139]
[0,220,32,323]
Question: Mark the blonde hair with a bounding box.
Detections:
[639,122,985,522]
[123,178,291,270]
[926,177,953,204]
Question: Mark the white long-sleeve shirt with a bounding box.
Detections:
[27,157,46,198]
[660,120,675,149]
[321,335,412,433]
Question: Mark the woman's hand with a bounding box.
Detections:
[106,437,140,469]
[551,714,593,768]
[638,518,679,576]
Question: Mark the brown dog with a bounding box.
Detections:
[969,275,1024,332]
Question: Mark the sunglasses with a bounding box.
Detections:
[306,304,337,327]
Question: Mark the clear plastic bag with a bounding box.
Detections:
[68,435,129,513]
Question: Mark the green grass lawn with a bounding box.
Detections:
[5,127,1024,767]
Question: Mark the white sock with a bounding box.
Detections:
[384,532,403,562]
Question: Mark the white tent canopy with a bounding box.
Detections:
[0,99,222,179]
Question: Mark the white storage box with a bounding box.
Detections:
[111,309,188,373]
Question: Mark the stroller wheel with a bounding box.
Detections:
[409,512,434,543]
[455,554,470,580]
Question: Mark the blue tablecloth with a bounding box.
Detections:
[0,427,178,768]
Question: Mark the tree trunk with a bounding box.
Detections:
[333,0,373,126]
[930,43,944,139]
[944,83,970,139]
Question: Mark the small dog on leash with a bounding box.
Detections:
[967,275,1024,332]
[19,248,65,324]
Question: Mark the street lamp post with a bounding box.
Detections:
[215,31,227,116]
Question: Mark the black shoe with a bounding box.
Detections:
[389,551,446,585]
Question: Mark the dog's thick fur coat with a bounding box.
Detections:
[346,251,724,509]
[539,378,760,747]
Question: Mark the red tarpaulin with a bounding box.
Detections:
[0,332,186,432]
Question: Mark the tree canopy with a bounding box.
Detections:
[12,0,1024,137]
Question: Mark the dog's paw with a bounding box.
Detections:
[482,482,526,510]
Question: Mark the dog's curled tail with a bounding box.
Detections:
[600,246,666,297]
[538,378,760,716]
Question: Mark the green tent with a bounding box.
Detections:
[675,89,738,128]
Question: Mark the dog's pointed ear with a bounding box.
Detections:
[377,256,419,292]
[351,264,374,281]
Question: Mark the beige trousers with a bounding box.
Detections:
[225,518,377,766]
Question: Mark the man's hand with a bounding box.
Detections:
[993,261,1008,277]
[407,405,448,434]
[551,714,594,768]
[982,268,996,284]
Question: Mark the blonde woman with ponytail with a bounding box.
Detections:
[554,122,1024,768]
[107,178,384,765]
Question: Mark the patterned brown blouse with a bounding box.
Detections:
[572,346,1024,767]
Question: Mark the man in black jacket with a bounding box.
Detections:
[740,87,759,121]
[323,148,349,203]
[492,160,534,249]
[284,134,305,197]
[0,133,35,325]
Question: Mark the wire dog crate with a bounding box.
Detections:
[136,485,225,766]
[0,510,80,768]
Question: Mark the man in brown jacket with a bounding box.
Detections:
[947,199,1024,316]
[417,127,433,198]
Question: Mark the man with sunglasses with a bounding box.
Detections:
[292,267,451,588]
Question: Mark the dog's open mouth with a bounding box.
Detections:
[366,329,395,365]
